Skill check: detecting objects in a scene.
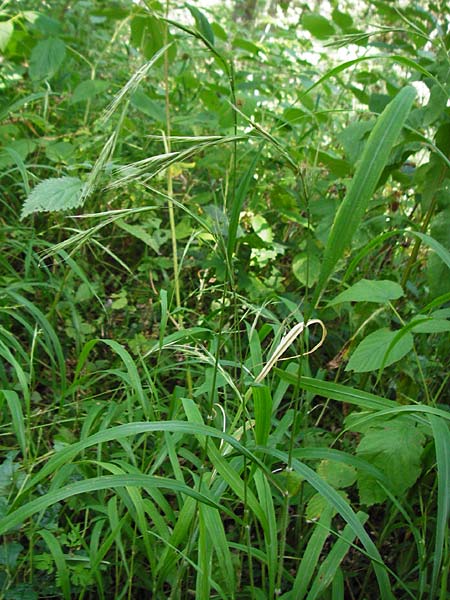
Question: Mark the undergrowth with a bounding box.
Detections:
[0,1,449,599]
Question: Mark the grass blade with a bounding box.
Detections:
[312,86,416,307]
[306,512,368,600]
[429,415,450,599]
[0,474,226,535]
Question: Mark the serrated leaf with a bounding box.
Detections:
[301,13,335,39]
[354,416,425,504]
[0,20,14,52]
[29,37,66,81]
[21,177,84,219]
[346,328,413,373]
[328,279,404,305]
[317,460,357,489]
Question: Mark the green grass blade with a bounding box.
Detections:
[227,145,263,259]
[306,512,368,600]
[2,390,27,459]
[266,448,394,600]
[429,415,450,599]
[312,86,416,307]
[74,338,153,419]
[253,384,272,447]
[39,529,71,600]
[201,503,236,595]
[275,372,397,411]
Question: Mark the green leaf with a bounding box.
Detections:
[429,415,450,598]
[328,279,404,305]
[45,141,75,163]
[116,219,160,253]
[301,13,335,39]
[20,177,84,219]
[253,385,272,447]
[130,14,175,61]
[346,328,413,373]
[71,79,109,104]
[306,490,348,521]
[0,20,14,52]
[0,541,23,568]
[130,90,166,122]
[410,317,450,333]
[351,416,426,504]
[29,38,66,81]
[293,254,321,288]
[312,86,416,307]
[186,3,214,45]
[316,460,357,489]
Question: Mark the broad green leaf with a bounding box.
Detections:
[293,254,321,287]
[346,328,413,373]
[71,79,109,104]
[328,279,404,305]
[20,177,84,219]
[29,37,66,81]
[425,209,450,297]
[0,541,23,568]
[45,141,75,163]
[350,416,426,505]
[130,90,166,122]
[301,13,335,39]
[316,460,357,489]
[130,14,175,61]
[116,219,160,253]
[306,491,348,521]
[0,20,13,52]
[312,86,416,308]
[331,8,353,30]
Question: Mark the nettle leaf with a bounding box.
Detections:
[29,37,66,81]
[346,328,413,373]
[21,177,84,219]
[351,416,426,505]
[329,279,404,305]
[301,13,335,39]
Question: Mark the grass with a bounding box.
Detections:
[0,1,449,599]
